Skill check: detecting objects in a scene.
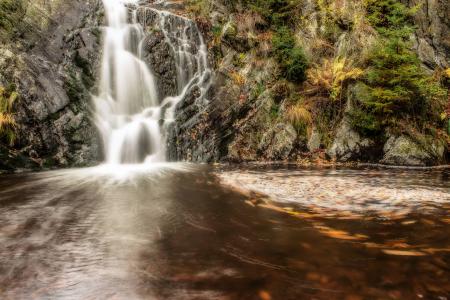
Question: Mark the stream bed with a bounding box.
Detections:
[0,165,449,299]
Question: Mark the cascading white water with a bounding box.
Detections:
[95,0,211,164]
[145,8,212,122]
[95,0,162,164]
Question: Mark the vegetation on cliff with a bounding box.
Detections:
[350,0,447,138]
[272,26,308,83]
[0,0,26,39]
[185,0,449,165]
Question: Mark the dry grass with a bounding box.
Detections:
[0,86,18,145]
[285,103,312,133]
[229,71,246,86]
[0,113,16,130]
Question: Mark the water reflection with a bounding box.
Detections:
[0,165,449,299]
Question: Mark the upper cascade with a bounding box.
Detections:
[95,0,211,165]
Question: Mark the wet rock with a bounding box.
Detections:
[142,31,178,99]
[381,135,446,166]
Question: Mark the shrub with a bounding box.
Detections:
[271,80,291,103]
[272,27,308,83]
[229,71,246,86]
[252,81,266,99]
[365,0,416,35]
[349,0,447,135]
[347,108,382,136]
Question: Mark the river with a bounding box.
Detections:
[0,165,449,299]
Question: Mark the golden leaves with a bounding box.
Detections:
[381,249,427,256]
[0,113,16,130]
[314,224,368,241]
[0,86,18,145]
[444,68,450,78]
[258,290,272,300]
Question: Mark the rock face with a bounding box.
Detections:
[327,119,374,162]
[142,31,178,99]
[135,5,219,162]
[226,91,298,162]
[166,0,449,166]
[138,8,178,99]
[409,0,450,69]
[260,123,297,160]
[0,0,103,171]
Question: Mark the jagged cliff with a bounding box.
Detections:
[0,0,102,171]
[165,0,449,166]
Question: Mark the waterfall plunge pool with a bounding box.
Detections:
[0,165,449,299]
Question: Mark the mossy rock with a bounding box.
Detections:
[381,135,446,166]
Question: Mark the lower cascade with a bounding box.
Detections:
[95,0,211,164]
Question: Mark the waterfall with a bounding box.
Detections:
[95,0,211,165]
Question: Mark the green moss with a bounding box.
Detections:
[233,52,246,67]
[64,70,85,103]
[212,25,222,38]
[186,0,211,17]
[74,51,94,88]
[270,103,280,119]
[347,108,382,136]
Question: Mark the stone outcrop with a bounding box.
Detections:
[409,0,449,69]
[327,119,374,162]
[381,135,446,166]
[138,8,178,99]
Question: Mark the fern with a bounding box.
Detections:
[0,86,18,145]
